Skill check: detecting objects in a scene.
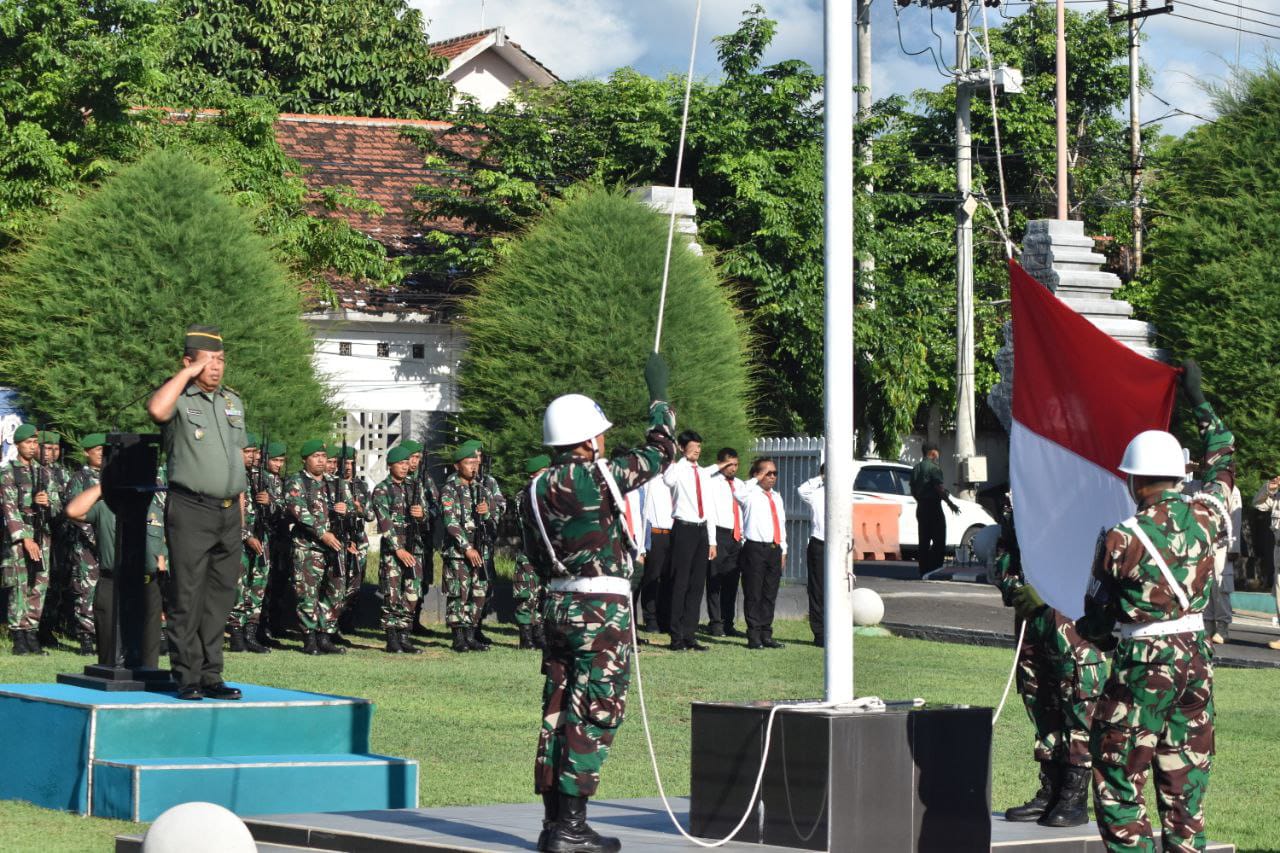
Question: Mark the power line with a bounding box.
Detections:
[1204,0,1280,20]
[1179,0,1280,33]
[1168,11,1280,38]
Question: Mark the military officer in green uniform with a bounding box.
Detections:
[440,439,499,652]
[146,325,247,701]
[372,444,424,653]
[2,423,61,656]
[1075,361,1228,853]
[522,356,676,853]
[285,440,347,655]
[514,454,551,650]
[909,442,959,576]
[65,432,106,656]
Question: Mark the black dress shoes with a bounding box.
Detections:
[203,682,242,700]
[177,685,204,701]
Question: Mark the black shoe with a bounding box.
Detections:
[203,682,242,700]
[178,685,204,701]
[26,631,48,656]
[723,624,743,637]
[519,625,535,650]
[317,632,346,655]
[545,794,621,853]
[1005,761,1060,822]
[707,624,726,637]
[338,611,357,635]
[330,631,354,648]
[228,626,247,653]
[747,641,764,650]
[473,628,494,648]
[244,626,271,654]
[686,640,710,652]
[1039,766,1089,828]
[451,627,471,653]
[301,631,321,656]
[385,628,402,653]
[762,638,785,649]
[77,633,95,656]
[11,631,28,656]
[813,637,825,647]
[466,628,490,652]
[538,790,559,852]
[531,624,547,649]
[669,640,687,651]
[398,630,421,654]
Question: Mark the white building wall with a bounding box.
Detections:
[447,53,527,109]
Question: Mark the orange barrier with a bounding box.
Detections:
[852,501,902,561]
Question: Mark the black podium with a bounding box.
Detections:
[57,433,173,692]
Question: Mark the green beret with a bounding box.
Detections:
[39,430,60,444]
[266,441,287,458]
[13,424,37,442]
[387,445,412,464]
[525,454,551,474]
[185,324,223,352]
[451,439,483,463]
[81,433,107,450]
[299,438,327,458]
[245,431,260,447]
[401,439,423,454]
[336,446,357,460]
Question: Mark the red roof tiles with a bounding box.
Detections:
[429,29,500,61]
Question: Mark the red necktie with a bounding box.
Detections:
[694,466,704,518]
[768,492,781,545]
[731,483,742,541]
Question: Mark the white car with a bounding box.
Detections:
[850,460,997,557]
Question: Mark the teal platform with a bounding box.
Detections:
[0,683,417,821]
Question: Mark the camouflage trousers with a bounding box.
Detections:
[534,592,632,798]
[294,546,342,633]
[1017,611,1106,767]
[513,556,544,627]
[4,541,50,631]
[230,547,269,629]
[443,556,488,628]
[337,545,366,623]
[379,551,421,631]
[1091,634,1214,852]
[69,544,100,637]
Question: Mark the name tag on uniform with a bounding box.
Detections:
[186,408,203,417]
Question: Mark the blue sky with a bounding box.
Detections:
[416,0,1279,136]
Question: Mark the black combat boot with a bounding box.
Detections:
[11,631,28,656]
[1039,765,1090,827]
[519,625,535,649]
[26,631,48,656]
[244,624,271,653]
[77,633,95,656]
[544,794,621,853]
[451,627,470,653]
[473,625,494,648]
[537,790,559,852]
[532,623,547,650]
[317,632,346,655]
[228,626,247,652]
[1005,760,1060,822]
[466,628,490,652]
[301,631,320,655]
[385,628,402,653]
[398,630,421,654]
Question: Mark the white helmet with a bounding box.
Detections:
[1118,430,1186,479]
[542,394,613,447]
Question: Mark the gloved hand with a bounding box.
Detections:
[1180,358,1206,407]
[1012,583,1046,620]
[645,351,669,402]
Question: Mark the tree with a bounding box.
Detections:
[1136,64,1280,495]
[0,148,333,455]
[453,187,754,487]
[158,0,451,119]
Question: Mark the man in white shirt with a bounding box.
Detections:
[639,479,673,633]
[661,430,717,651]
[737,457,787,649]
[797,466,824,647]
[704,448,744,638]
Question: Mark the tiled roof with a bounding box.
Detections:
[429,28,500,61]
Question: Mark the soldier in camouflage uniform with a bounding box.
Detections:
[522,356,676,853]
[146,462,172,657]
[40,430,74,646]
[335,446,372,636]
[65,433,106,656]
[372,444,424,654]
[262,441,292,644]
[3,424,61,655]
[285,440,348,655]
[992,508,1105,827]
[440,439,501,652]
[228,439,270,653]
[404,440,440,631]
[514,454,551,651]
[1075,361,1228,853]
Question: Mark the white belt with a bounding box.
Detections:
[1120,612,1205,639]
[548,576,632,596]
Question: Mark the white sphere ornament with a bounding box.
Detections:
[142,802,256,853]
[850,587,885,627]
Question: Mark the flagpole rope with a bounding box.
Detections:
[992,619,1026,726]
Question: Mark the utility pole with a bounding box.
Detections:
[954,1,977,501]
[857,0,875,300]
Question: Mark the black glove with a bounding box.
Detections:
[1180,358,1206,407]
[645,351,669,402]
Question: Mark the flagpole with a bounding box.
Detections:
[823,0,855,705]
[1056,0,1068,219]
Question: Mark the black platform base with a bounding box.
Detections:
[56,665,175,692]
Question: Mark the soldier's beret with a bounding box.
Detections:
[452,439,483,463]
[39,430,61,444]
[81,433,107,450]
[387,445,412,464]
[337,446,357,460]
[401,439,423,454]
[245,431,260,447]
[12,424,36,442]
[525,454,551,474]
[300,438,326,458]
[267,441,287,458]
[185,324,223,352]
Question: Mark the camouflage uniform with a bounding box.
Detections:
[146,464,171,646]
[1076,401,1231,852]
[411,471,440,592]
[513,488,545,629]
[2,457,62,632]
[65,465,103,639]
[229,473,268,631]
[372,475,421,631]
[46,461,74,635]
[264,467,293,632]
[285,470,342,634]
[523,401,676,798]
[337,474,372,623]
[440,473,503,628]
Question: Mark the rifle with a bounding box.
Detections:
[338,435,359,588]
[471,449,498,583]
[251,429,270,571]
[25,428,50,586]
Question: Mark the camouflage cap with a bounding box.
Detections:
[300,438,327,458]
[185,324,223,352]
[452,439,483,463]
[387,445,412,464]
[12,424,36,442]
[81,433,107,450]
[266,441,287,458]
[525,454,551,474]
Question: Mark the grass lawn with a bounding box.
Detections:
[0,621,1276,852]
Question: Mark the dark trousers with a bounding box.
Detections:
[164,490,242,689]
[916,501,946,576]
[741,540,783,643]
[641,530,672,631]
[706,526,742,631]
[667,520,709,644]
[94,571,163,669]
[806,537,825,642]
[1205,561,1235,639]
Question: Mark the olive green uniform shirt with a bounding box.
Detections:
[161,382,248,499]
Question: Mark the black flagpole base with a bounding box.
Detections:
[57,665,176,693]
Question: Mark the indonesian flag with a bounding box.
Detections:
[1009,260,1179,619]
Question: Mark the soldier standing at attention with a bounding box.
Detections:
[371,444,423,654]
[146,325,248,701]
[513,454,551,650]
[523,356,676,853]
[910,442,959,577]
[473,446,506,647]
[337,446,372,637]
[65,432,106,656]
[285,440,347,655]
[440,439,495,653]
[1075,361,1229,852]
[2,423,60,656]
[228,439,269,653]
[262,441,291,646]
[40,430,72,648]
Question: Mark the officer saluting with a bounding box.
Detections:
[146,325,247,701]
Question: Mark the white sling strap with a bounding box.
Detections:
[527,461,639,576]
[594,459,639,556]
[1120,517,1190,610]
[528,473,570,576]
